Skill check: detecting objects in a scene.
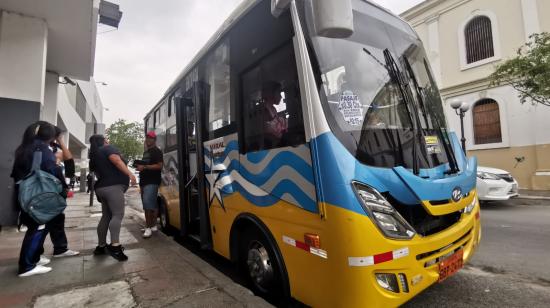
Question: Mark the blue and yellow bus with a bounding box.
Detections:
[143,0,481,306]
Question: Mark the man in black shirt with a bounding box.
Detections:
[136,131,163,238]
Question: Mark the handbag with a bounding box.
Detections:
[17,150,67,224]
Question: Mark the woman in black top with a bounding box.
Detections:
[11,121,65,276]
[89,135,136,261]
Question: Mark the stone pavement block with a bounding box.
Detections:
[0,291,33,308]
[34,280,135,308]
[0,255,84,296]
[82,255,126,283]
[164,287,244,308]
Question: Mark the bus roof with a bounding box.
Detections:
[145,0,259,119]
[145,0,407,119]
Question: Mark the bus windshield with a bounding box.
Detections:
[304,0,453,171]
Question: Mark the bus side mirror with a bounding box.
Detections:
[313,0,354,38]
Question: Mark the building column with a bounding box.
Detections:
[79,148,89,192]
[0,11,48,226]
[426,15,442,86]
[521,0,541,41]
[42,72,60,125]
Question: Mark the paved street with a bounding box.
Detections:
[406,198,550,307]
[137,193,550,307]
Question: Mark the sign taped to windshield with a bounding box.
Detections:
[425,136,439,145]
[338,91,364,126]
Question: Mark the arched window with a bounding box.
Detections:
[473,99,502,144]
[465,16,494,64]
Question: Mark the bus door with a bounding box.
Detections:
[176,83,211,248]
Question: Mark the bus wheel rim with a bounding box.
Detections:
[160,209,167,227]
[246,240,274,292]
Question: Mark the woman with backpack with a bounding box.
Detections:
[11,121,66,277]
[89,135,136,261]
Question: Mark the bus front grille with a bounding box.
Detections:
[385,195,462,236]
[416,228,473,268]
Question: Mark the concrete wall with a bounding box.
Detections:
[404,0,549,91]
[0,11,49,225]
[539,0,550,32]
[0,3,103,225]
[443,85,550,150]
[403,0,550,189]
[57,83,87,142]
[42,72,60,124]
[0,98,41,226]
[0,11,48,104]
[77,77,103,123]
[444,85,550,189]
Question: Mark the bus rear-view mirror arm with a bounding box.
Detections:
[272,0,354,38]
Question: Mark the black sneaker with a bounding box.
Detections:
[107,244,128,261]
[93,245,107,255]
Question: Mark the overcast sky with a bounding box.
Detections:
[94,0,424,126]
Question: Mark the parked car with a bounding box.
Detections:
[477,166,519,201]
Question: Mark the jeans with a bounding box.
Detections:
[140,184,159,210]
[18,212,48,274]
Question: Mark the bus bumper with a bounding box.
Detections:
[352,206,481,307]
[297,201,482,307]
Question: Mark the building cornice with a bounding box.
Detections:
[401,0,472,26]
[401,0,445,20]
[440,77,494,97]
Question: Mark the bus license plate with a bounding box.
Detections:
[438,250,464,282]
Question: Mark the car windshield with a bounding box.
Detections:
[301,0,454,171]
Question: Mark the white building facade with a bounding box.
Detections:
[402,0,550,190]
[0,0,105,226]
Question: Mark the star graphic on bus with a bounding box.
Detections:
[205,160,227,212]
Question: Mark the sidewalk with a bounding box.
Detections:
[518,189,550,199]
[0,188,271,308]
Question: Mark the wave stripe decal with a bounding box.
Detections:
[204,134,317,212]
[219,176,316,211]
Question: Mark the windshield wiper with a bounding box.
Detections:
[382,49,421,175]
[402,57,459,174]
[363,47,421,175]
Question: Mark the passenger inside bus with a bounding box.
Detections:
[261,81,288,147]
[241,42,306,152]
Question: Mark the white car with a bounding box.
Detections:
[477,166,519,201]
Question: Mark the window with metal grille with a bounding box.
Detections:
[473,99,502,144]
[465,16,494,64]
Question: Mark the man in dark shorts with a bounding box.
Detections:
[136,131,163,238]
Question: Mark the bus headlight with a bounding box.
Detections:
[352,182,416,240]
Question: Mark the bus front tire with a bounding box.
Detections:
[159,201,172,235]
[239,229,288,303]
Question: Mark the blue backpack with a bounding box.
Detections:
[18,150,67,224]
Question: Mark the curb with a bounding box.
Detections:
[122,202,272,307]
[517,195,550,200]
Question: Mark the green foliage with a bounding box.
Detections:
[105,119,144,162]
[490,32,550,107]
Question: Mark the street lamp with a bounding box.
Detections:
[450,99,470,155]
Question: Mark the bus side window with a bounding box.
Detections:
[241,42,305,152]
[205,40,232,137]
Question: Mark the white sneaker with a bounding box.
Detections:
[143,228,152,238]
[38,256,50,266]
[151,226,158,232]
[53,250,80,258]
[19,265,52,277]
[18,225,28,232]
